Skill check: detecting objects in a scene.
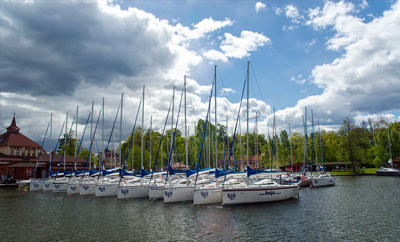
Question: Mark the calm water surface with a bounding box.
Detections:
[1,176,399,242]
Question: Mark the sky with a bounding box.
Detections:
[1,0,400,150]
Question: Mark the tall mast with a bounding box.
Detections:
[239,115,242,170]
[50,113,52,165]
[274,109,278,169]
[272,108,275,171]
[150,116,152,170]
[64,111,68,171]
[171,86,175,165]
[214,65,217,169]
[101,98,104,170]
[289,123,293,169]
[208,107,211,168]
[246,61,249,167]
[194,122,197,168]
[75,106,78,170]
[184,76,188,168]
[120,93,123,168]
[255,112,258,168]
[90,102,93,170]
[226,115,228,168]
[161,127,163,171]
[141,86,145,169]
[74,106,78,163]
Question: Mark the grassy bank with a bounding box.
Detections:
[331,168,377,176]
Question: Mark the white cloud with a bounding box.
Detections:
[220,31,271,59]
[290,75,307,85]
[308,39,317,46]
[202,49,228,62]
[255,2,266,13]
[274,7,282,15]
[220,88,235,96]
[175,17,234,40]
[285,4,303,24]
[274,0,400,130]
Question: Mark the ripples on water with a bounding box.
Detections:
[0,176,399,242]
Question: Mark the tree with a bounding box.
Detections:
[338,118,358,172]
[57,131,77,156]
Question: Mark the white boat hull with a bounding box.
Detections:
[222,185,299,206]
[149,186,164,200]
[67,183,81,195]
[95,183,118,197]
[29,181,43,191]
[118,185,148,199]
[53,182,67,192]
[376,168,399,176]
[163,186,193,203]
[311,176,335,187]
[193,186,222,205]
[80,183,96,195]
[43,181,54,191]
[16,180,30,188]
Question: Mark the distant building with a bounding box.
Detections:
[0,115,86,179]
[98,149,120,169]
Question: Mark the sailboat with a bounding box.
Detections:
[193,68,247,205]
[66,109,91,195]
[376,121,399,176]
[222,166,300,205]
[53,113,76,193]
[162,89,197,203]
[311,117,335,187]
[117,92,150,199]
[28,116,51,191]
[79,102,102,195]
[219,61,300,206]
[95,96,122,197]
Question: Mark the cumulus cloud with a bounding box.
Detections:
[255,2,266,13]
[202,50,228,62]
[0,1,253,145]
[275,0,400,131]
[306,1,365,51]
[220,31,271,59]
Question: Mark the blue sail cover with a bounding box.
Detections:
[168,167,187,176]
[215,169,243,178]
[89,169,100,176]
[246,166,280,177]
[75,170,89,176]
[64,170,73,176]
[120,169,137,177]
[185,168,212,177]
[102,169,119,176]
[50,170,63,177]
[141,169,152,177]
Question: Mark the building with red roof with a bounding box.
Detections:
[0,115,86,179]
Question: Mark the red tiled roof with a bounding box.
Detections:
[0,116,41,148]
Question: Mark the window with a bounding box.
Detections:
[16,149,19,156]
[10,149,14,156]
[21,151,25,156]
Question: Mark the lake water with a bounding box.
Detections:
[1,176,399,242]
